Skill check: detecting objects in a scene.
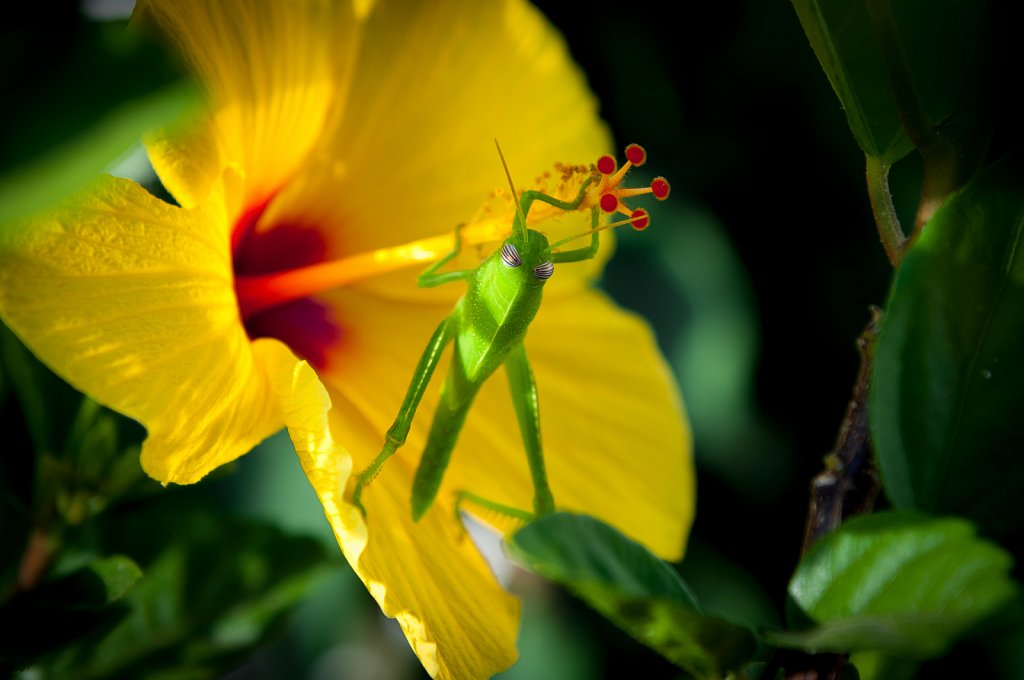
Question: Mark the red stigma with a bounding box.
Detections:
[625,144,646,166]
[630,209,650,231]
[600,193,619,213]
[651,177,670,200]
[597,155,617,175]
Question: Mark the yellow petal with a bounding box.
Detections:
[266,0,612,301]
[0,176,280,483]
[458,289,695,560]
[327,391,520,680]
[318,282,693,562]
[257,337,366,581]
[256,295,519,677]
[307,289,528,676]
[137,0,353,212]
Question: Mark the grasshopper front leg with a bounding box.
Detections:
[353,224,472,516]
[418,223,473,288]
[351,315,453,517]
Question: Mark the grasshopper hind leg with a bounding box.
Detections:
[504,343,556,516]
[453,490,535,538]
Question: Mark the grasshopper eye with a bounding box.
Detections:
[501,243,521,268]
[532,261,554,280]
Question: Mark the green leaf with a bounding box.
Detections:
[40,511,330,678]
[768,512,1017,658]
[887,0,987,130]
[790,0,913,163]
[0,20,199,226]
[870,153,1024,534]
[506,513,756,679]
[0,555,141,672]
[37,555,143,608]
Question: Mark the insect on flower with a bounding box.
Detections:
[351,141,672,521]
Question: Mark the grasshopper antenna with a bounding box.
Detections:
[547,211,653,252]
[494,139,528,241]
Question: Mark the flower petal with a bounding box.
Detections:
[0,176,280,483]
[314,278,690,671]
[319,283,693,562]
[340,403,521,679]
[311,289,528,677]
[137,0,353,212]
[459,289,695,560]
[267,0,612,298]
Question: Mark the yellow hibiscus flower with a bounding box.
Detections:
[0,0,694,677]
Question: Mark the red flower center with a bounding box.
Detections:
[232,198,341,370]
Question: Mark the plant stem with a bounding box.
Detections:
[866,156,906,267]
[800,309,883,554]
[781,311,883,680]
[866,0,960,237]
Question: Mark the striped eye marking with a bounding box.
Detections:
[501,243,521,268]
[532,261,554,280]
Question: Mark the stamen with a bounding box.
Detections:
[585,144,669,221]
[235,219,508,318]
[607,162,633,187]
[616,186,655,199]
[235,146,670,319]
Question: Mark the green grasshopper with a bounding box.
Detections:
[351,141,670,521]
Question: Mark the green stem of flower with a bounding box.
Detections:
[865,156,905,268]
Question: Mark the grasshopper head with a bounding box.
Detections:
[498,229,553,287]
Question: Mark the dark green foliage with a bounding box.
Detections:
[507,513,756,679]
[872,156,1024,535]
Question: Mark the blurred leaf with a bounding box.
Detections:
[41,511,330,678]
[870,153,1024,534]
[790,0,913,163]
[888,0,987,129]
[0,80,197,226]
[0,321,147,525]
[55,397,146,526]
[0,555,140,673]
[678,541,780,632]
[769,512,1017,658]
[869,0,994,199]
[39,555,142,608]
[506,513,756,679]
[0,20,198,226]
